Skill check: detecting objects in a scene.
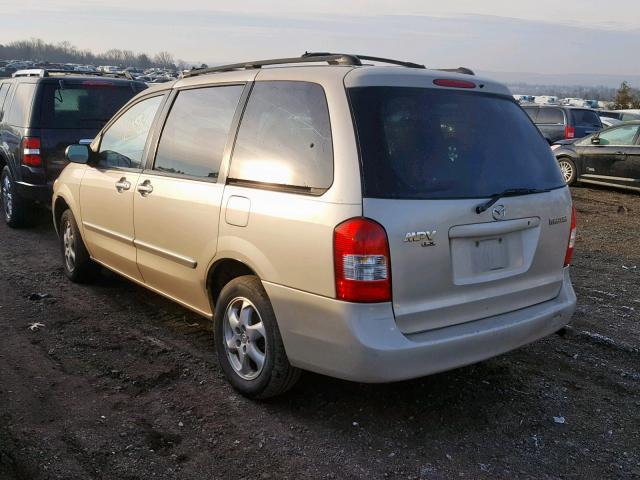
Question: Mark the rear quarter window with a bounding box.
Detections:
[229,81,333,193]
[536,108,564,124]
[5,83,36,127]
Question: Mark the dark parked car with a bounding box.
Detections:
[552,121,640,191]
[0,69,147,227]
[523,105,602,144]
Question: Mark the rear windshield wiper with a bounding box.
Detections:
[475,188,551,214]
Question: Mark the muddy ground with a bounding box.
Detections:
[0,186,639,480]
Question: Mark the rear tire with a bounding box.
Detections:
[1,166,31,228]
[558,157,577,186]
[214,275,301,399]
[59,209,100,283]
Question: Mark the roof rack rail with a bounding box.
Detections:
[434,67,475,76]
[183,52,473,78]
[183,54,362,78]
[13,69,135,80]
[302,52,426,69]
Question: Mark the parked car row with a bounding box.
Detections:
[2,55,577,399]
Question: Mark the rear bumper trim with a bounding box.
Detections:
[264,268,576,383]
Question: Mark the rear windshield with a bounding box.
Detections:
[39,81,144,129]
[570,109,601,128]
[348,87,565,199]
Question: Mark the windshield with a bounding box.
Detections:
[348,87,566,199]
[40,81,145,129]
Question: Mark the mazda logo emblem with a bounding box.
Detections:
[492,205,506,221]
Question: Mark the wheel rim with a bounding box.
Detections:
[63,220,76,272]
[222,297,267,380]
[2,174,13,221]
[559,160,573,183]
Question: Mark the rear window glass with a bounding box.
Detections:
[40,81,145,129]
[536,108,564,124]
[349,87,565,199]
[5,83,36,127]
[571,109,601,128]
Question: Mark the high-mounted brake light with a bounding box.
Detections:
[433,79,476,89]
[22,137,42,167]
[334,218,391,303]
[564,125,575,139]
[564,206,577,267]
[82,80,116,87]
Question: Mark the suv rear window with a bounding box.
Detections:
[40,81,144,129]
[570,109,601,128]
[349,87,565,199]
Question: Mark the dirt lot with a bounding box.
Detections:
[0,186,639,480]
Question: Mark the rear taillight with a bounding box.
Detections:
[22,137,42,167]
[334,218,391,303]
[564,126,575,139]
[564,205,577,267]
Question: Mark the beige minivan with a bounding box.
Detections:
[53,53,577,398]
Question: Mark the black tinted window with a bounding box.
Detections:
[537,108,564,124]
[0,84,10,113]
[98,95,163,169]
[154,85,243,179]
[5,83,36,126]
[40,81,145,129]
[571,109,602,128]
[349,87,565,199]
[229,81,333,192]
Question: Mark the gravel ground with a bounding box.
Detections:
[0,186,639,480]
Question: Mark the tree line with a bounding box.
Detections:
[0,38,182,69]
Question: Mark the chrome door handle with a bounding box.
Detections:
[115,177,131,192]
[137,180,153,196]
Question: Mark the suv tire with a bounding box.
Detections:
[59,209,100,283]
[214,275,301,399]
[1,166,31,228]
[558,157,578,185]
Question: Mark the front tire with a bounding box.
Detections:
[1,166,31,228]
[558,157,578,185]
[214,275,300,399]
[59,209,100,283]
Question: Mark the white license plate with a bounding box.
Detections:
[472,238,508,273]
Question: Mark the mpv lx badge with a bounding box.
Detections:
[404,231,436,247]
[492,205,506,221]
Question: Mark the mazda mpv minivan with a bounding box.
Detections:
[52,53,577,398]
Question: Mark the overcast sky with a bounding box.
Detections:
[3,0,640,74]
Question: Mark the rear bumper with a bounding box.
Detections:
[264,268,576,383]
[14,181,52,205]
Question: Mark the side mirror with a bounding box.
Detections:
[65,144,90,164]
[591,137,601,145]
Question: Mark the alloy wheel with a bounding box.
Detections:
[2,174,13,221]
[223,297,267,380]
[63,220,76,272]
[559,160,574,184]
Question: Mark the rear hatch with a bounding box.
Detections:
[348,83,572,334]
[570,108,602,139]
[36,79,145,182]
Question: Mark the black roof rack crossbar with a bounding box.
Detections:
[13,68,135,80]
[302,52,426,69]
[183,54,362,78]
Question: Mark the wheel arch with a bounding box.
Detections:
[206,258,259,308]
[52,189,82,237]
